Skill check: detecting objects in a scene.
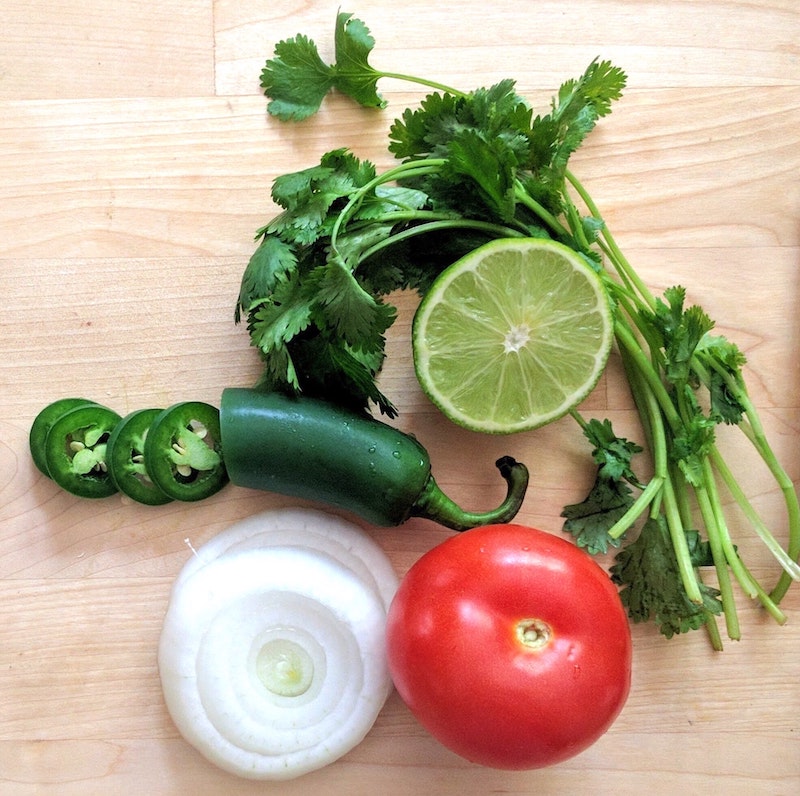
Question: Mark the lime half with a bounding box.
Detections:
[412,238,613,434]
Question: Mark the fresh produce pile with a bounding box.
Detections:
[249,11,799,649]
[28,8,799,782]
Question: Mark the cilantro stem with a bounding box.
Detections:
[566,171,656,309]
[701,458,760,599]
[704,613,724,651]
[613,319,681,431]
[694,482,740,640]
[357,219,525,263]
[738,417,800,602]
[513,181,570,238]
[329,159,448,255]
[604,356,667,541]
[375,71,466,98]
[348,209,455,226]
[607,476,664,540]
[670,461,693,531]
[745,576,788,624]
[617,342,705,607]
[662,477,705,606]
[709,447,800,581]
[565,160,795,641]
[697,353,800,599]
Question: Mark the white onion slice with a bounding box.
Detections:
[158,510,398,780]
[176,507,397,611]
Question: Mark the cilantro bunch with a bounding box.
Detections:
[242,11,799,646]
[237,12,622,416]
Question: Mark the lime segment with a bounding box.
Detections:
[412,238,613,434]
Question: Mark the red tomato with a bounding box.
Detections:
[385,524,632,769]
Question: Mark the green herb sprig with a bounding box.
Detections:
[241,10,799,646]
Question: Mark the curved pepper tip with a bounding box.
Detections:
[411,454,530,532]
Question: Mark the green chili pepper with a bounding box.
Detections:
[219,387,529,530]
[43,404,122,498]
[143,401,228,502]
[29,397,100,477]
[106,408,174,506]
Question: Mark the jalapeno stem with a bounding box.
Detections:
[411,456,529,531]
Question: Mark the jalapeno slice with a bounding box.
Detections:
[29,397,99,476]
[44,404,122,498]
[106,408,174,506]
[143,401,227,502]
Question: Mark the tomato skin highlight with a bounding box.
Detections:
[385,524,632,770]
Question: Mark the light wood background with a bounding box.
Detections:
[1,1,798,793]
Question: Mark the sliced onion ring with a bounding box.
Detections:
[158,509,398,780]
[174,507,397,611]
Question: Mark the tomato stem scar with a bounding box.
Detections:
[516,618,552,650]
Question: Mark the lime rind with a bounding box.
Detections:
[412,238,614,434]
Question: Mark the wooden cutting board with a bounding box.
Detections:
[1,2,798,793]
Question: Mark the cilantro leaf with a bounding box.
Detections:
[579,214,606,246]
[260,34,332,121]
[556,58,627,121]
[389,82,537,223]
[307,261,396,353]
[698,335,748,425]
[260,12,385,121]
[278,333,397,418]
[685,529,715,567]
[358,225,499,297]
[524,59,626,212]
[389,81,530,161]
[388,90,463,159]
[611,516,723,639]
[236,235,298,322]
[650,286,716,385]
[670,386,716,486]
[562,475,633,554]
[331,12,386,109]
[444,128,518,221]
[561,418,644,553]
[332,222,397,271]
[708,370,746,425]
[246,272,312,361]
[582,417,643,482]
[266,149,378,244]
[699,333,747,373]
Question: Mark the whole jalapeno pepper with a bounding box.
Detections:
[219,387,529,530]
[143,401,228,502]
[43,404,122,498]
[106,408,174,506]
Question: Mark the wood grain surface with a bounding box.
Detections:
[1,2,798,793]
